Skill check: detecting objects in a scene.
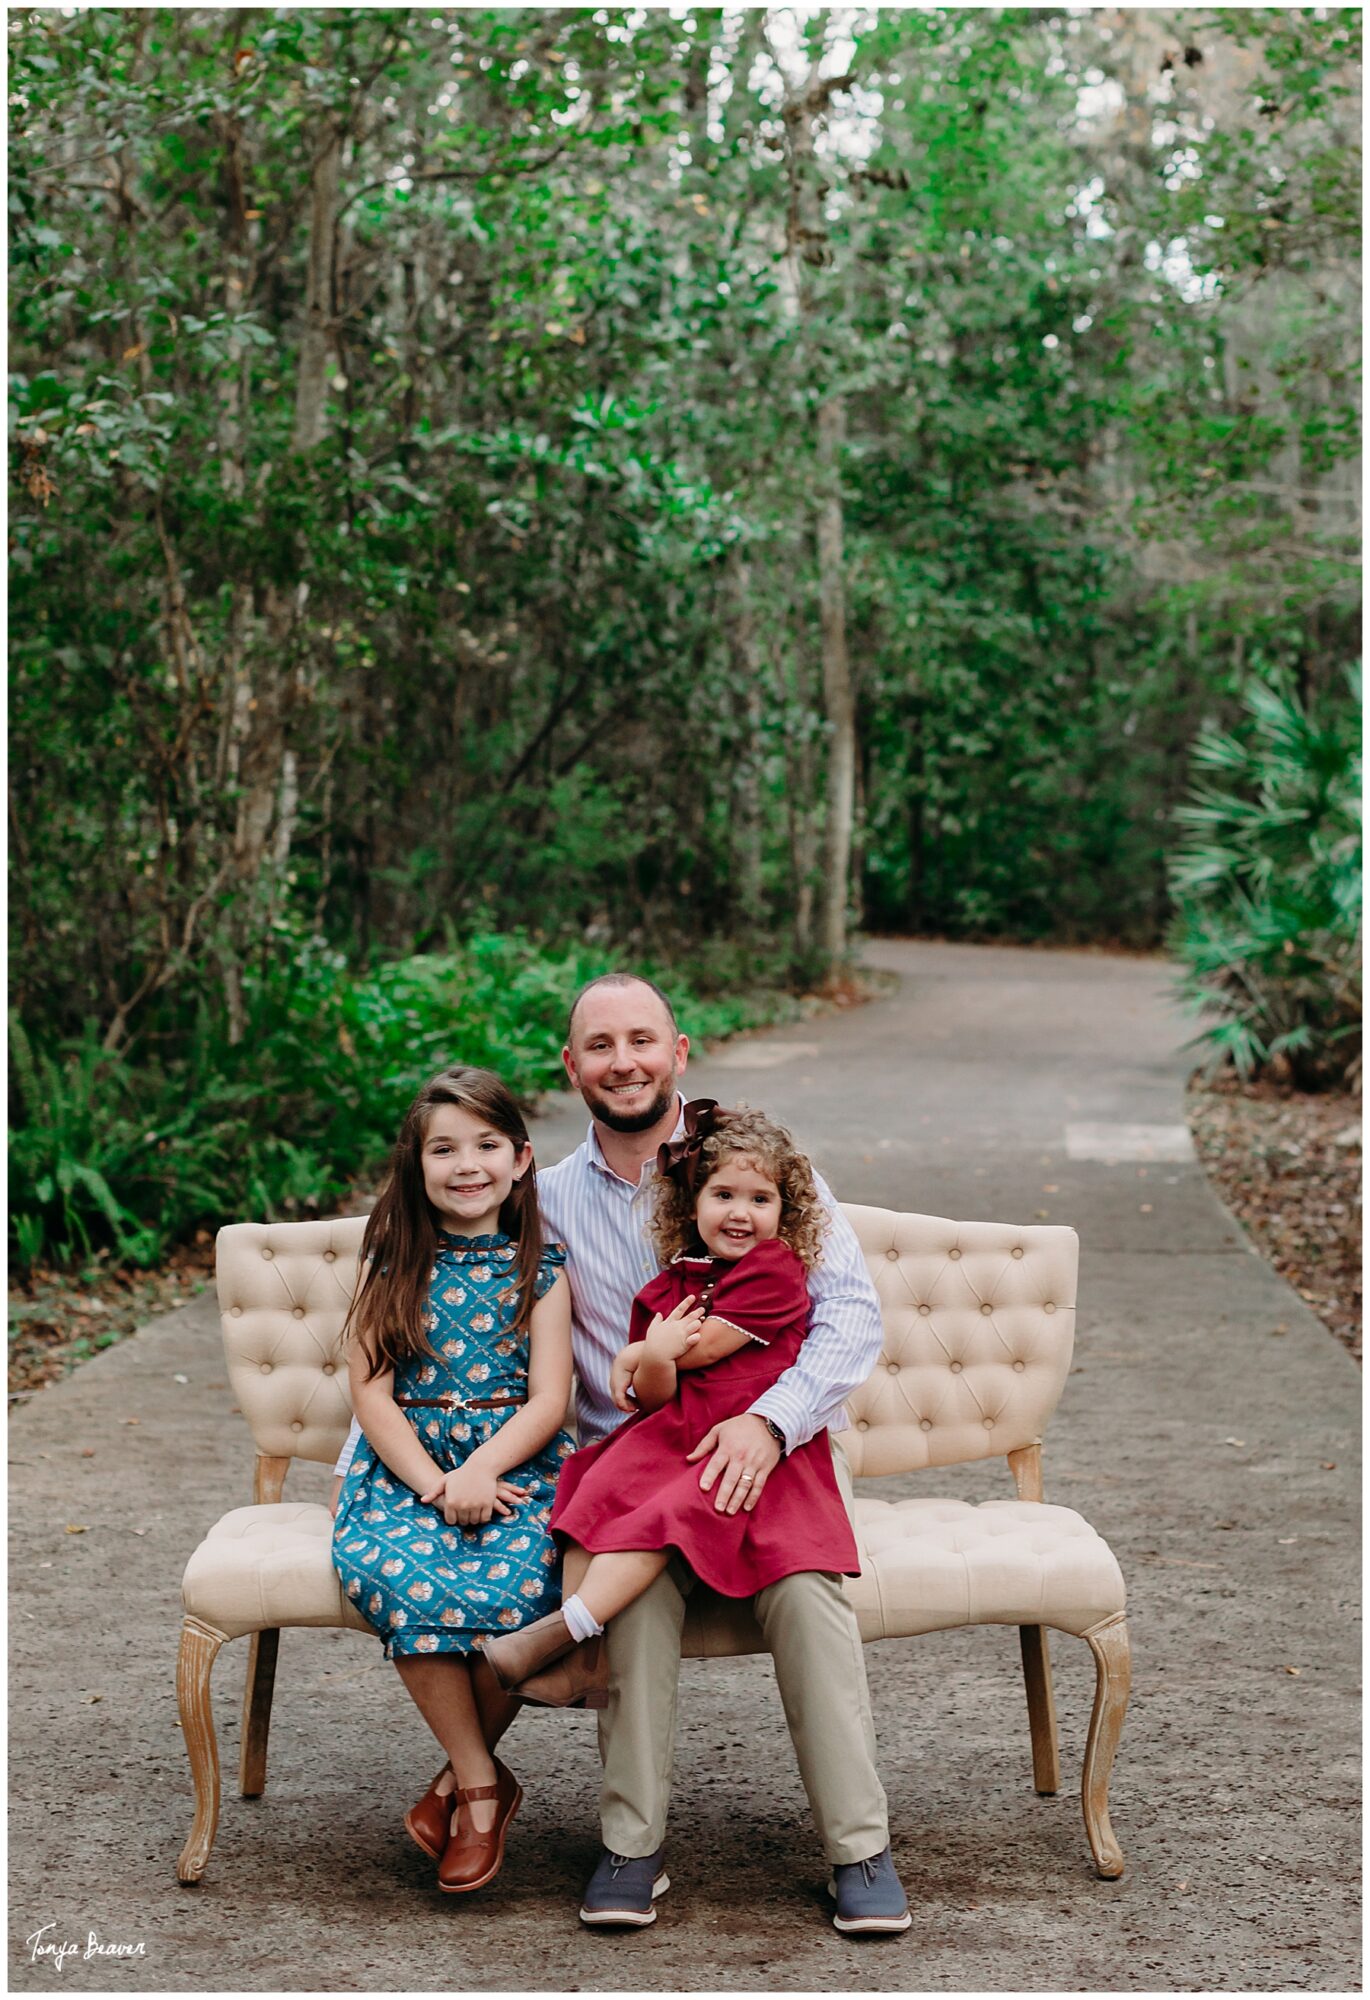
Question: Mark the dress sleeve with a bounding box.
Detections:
[534,1241,567,1302]
[627,1269,677,1345]
[707,1242,809,1348]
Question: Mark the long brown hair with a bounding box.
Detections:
[346,1066,545,1380]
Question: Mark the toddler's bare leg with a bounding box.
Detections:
[575,1550,671,1626]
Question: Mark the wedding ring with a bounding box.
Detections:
[740,1471,755,1482]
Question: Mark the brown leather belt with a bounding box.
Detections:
[396,1393,522,1412]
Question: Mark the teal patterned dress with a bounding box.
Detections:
[332,1231,575,1659]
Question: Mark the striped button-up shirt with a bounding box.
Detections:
[334,1098,883,1471]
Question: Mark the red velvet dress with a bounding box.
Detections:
[550,1239,860,1596]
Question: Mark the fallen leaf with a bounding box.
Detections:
[130,1529,146,1537]
[81,1693,103,1704]
[1321,1461,1337,1470]
[1139,1203,1153,1213]
[1224,1437,1246,1447]
[1277,1536,1298,1544]
[64,1524,89,1535]
[1035,1208,1049,1218]
[173,1373,188,1384]
[81,1448,95,1458]
[1284,1666,1302,1676]
[1042,1183,1059,1193]
[124,1418,140,1426]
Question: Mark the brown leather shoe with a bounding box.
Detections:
[513,1634,610,1710]
[479,1610,574,1692]
[404,1765,454,1861]
[437,1758,522,1894]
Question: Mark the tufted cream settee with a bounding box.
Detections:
[178,1206,1129,1886]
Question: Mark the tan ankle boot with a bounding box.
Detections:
[479,1610,575,1691]
[515,1634,610,1710]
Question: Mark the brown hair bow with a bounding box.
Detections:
[656,1098,724,1193]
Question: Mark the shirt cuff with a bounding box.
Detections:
[746,1387,804,1453]
[713,1315,770,1348]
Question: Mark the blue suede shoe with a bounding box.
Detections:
[579,1846,670,1928]
[827,1846,912,1934]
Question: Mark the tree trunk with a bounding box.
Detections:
[817,395,855,962]
[293,125,341,453]
[725,550,766,924]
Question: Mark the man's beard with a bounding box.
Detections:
[583,1079,678,1134]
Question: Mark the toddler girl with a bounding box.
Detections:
[333,1064,574,1892]
[478,1101,859,1704]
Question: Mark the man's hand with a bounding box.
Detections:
[687,1413,782,1515]
[419,1464,529,1527]
[644,1294,706,1360]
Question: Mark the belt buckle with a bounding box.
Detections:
[443,1392,465,1412]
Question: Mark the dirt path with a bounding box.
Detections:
[8,940,1360,1991]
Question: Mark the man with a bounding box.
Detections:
[334,972,908,1935]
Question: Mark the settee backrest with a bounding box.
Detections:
[215,1206,1078,1479]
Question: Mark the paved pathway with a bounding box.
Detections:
[8,941,1360,1991]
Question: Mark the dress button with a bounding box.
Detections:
[1013,1360,1026,1372]
[1043,1302,1056,1315]
[259,1363,272,1375]
[948,1248,961,1261]
[983,1418,995,1430]
[290,1421,303,1434]
[920,1419,932,1432]
[950,1360,962,1373]
[1011,1247,1024,1259]
[292,1308,305,1320]
[980,1303,993,1316]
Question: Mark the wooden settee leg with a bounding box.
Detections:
[1018,1624,1061,1795]
[176,1615,226,1884]
[239,1628,280,1798]
[1081,1615,1131,1878]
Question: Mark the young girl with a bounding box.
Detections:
[333,1064,575,1894]
[478,1102,860,1705]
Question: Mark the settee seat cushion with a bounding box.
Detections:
[183,1496,1125,1650]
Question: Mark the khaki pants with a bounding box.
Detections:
[596,1439,889,1865]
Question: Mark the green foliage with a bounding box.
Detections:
[1167,669,1362,1086]
[7,934,800,1272]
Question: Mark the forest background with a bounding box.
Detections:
[7,7,1361,1339]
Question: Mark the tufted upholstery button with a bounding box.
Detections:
[886,1248,899,1261]
[887,1362,899,1375]
[259,1363,272,1375]
[918,1304,931,1317]
[983,1418,995,1430]
[261,1248,274,1260]
[980,1303,993,1316]
[231,1307,243,1318]
[290,1421,303,1434]
[920,1419,932,1432]
[1011,1247,1024,1259]
[1044,1302,1056,1314]
[292,1307,305,1320]
[950,1360,962,1373]
[948,1248,961,1261]
[322,1363,335,1376]
[1013,1360,1026,1373]
[323,1251,336,1263]
[857,1420,869,1431]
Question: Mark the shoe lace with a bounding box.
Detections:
[608,1853,634,1876]
[856,1856,880,1886]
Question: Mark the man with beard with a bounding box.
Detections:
[332,972,907,1934]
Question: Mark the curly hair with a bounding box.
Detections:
[647,1104,828,1273]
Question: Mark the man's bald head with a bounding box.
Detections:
[565,973,678,1051]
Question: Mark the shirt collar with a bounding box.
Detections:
[585,1094,687,1189]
